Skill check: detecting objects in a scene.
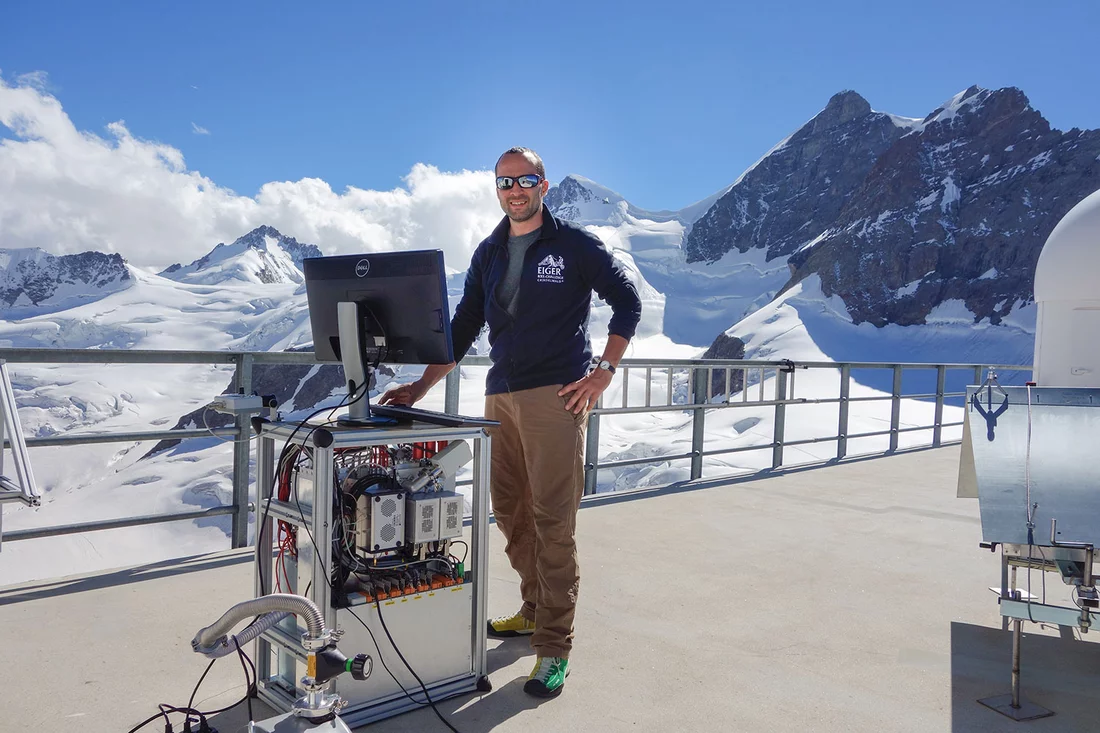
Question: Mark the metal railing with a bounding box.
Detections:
[0,348,1031,545]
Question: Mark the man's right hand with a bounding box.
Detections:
[378,379,429,406]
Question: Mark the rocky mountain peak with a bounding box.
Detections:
[0,248,131,313]
[547,175,596,207]
[813,90,873,131]
[778,86,1098,327]
[684,89,908,264]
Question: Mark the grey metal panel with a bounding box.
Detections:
[968,385,1100,545]
[1001,599,1092,627]
[334,586,474,707]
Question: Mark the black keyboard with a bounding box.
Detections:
[370,403,500,428]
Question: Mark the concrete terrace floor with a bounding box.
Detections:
[3,446,1099,733]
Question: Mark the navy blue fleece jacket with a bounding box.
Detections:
[450,207,642,395]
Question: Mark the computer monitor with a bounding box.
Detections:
[302,249,454,426]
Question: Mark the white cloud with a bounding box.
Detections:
[0,74,504,271]
[14,70,50,92]
[190,122,210,135]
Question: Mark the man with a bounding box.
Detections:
[380,146,641,698]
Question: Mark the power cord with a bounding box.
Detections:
[345,605,432,707]
[449,539,469,565]
[375,596,463,733]
[127,614,265,733]
[233,638,255,725]
[184,657,217,730]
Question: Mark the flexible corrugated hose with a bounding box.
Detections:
[192,593,324,658]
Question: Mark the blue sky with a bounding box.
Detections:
[3,0,1099,211]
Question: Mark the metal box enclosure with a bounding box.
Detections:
[438,492,463,540]
[356,489,405,552]
[406,493,441,544]
[963,385,1100,546]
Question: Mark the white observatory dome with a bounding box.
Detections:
[1033,188,1100,387]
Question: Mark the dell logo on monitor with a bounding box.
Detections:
[355,259,371,277]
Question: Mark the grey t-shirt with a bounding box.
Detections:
[497,227,541,317]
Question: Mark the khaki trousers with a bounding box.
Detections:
[485,384,587,659]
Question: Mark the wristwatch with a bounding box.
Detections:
[592,358,616,374]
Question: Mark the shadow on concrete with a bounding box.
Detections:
[951,621,1100,733]
[486,638,534,674]
[0,549,253,606]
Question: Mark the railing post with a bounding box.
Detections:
[691,367,707,480]
[444,367,460,415]
[889,364,902,453]
[231,354,253,548]
[772,368,789,469]
[933,365,946,447]
[837,365,850,459]
[583,402,601,496]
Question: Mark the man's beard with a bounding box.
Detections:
[501,196,540,222]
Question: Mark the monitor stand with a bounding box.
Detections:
[336,301,397,427]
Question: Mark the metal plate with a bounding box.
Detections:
[977,693,1054,721]
[966,385,1100,546]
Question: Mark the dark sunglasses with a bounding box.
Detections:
[496,174,543,190]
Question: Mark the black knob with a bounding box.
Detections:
[350,653,372,680]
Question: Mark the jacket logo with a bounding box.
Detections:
[536,254,566,284]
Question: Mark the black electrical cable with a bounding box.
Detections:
[449,539,469,564]
[345,605,431,707]
[128,705,206,733]
[233,637,254,725]
[128,685,256,732]
[375,597,463,733]
[128,707,192,733]
[128,620,265,732]
[185,657,217,729]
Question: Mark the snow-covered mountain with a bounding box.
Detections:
[0,248,130,317]
[682,86,1100,334]
[158,225,322,285]
[544,174,730,229]
[547,85,1099,368]
[784,86,1100,329]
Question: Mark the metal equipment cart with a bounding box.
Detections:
[251,418,492,728]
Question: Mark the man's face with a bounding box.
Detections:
[495,152,548,224]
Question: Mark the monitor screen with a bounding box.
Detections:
[302,249,454,366]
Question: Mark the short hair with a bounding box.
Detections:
[496,146,545,178]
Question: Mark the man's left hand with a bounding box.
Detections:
[559,369,613,414]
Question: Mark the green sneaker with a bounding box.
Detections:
[523,656,569,698]
[487,610,535,638]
